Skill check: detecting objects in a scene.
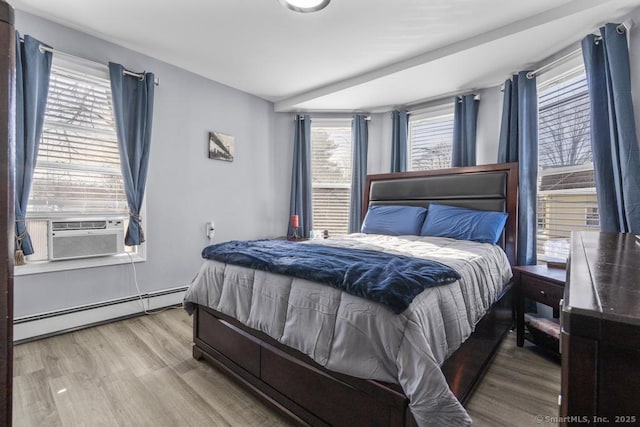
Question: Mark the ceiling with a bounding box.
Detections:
[11,0,640,112]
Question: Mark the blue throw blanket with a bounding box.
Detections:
[201,240,461,314]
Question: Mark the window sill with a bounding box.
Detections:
[14,252,146,276]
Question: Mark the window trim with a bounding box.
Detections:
[14,251,146,276]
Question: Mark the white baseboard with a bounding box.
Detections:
[13,286,189,343]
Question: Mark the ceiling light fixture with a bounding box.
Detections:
[279,0,330,13]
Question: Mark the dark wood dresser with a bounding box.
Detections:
[561,232,640,425]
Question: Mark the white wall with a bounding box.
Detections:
[14,11,292,317]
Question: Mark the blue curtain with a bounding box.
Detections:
[15,34,52,262]
[349,115,368,233]
[288,114,312,238]
[452,95,479,167]
[390,109,408,172]
[582,24,640,233]
[498,79,518,163]
[109,62,155,246]
[497,71,538,265]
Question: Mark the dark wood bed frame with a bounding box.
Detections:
[192,162,519,427]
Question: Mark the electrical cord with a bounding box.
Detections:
[126,252,182,315]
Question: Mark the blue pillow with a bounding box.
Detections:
[361,205,427,236]
[420,203,507,244]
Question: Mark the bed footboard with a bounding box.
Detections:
[193,305,415,427]
[191,284,512,426]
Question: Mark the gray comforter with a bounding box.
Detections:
[184,234,512,426]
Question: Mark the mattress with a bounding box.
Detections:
[184,234,512,426]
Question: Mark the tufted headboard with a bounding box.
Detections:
[363,163,518,266]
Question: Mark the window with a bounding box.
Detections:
[585,207,599,227]
[536,63,598,261]
[408,106,454,171]
[24,57,130,263]
[311,120,352,236]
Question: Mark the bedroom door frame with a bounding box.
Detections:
[0,1,15,425]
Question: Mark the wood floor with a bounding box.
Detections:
[465,335,561,426]
[12,309,560,427]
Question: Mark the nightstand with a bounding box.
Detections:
[514,265,566,350]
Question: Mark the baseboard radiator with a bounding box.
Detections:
[13,286,189,343]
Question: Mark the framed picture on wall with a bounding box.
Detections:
[208,131,234,162]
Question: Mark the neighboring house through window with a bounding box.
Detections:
[408,105,454,171]
[536,61,598,261]
[311,120,352,236]
[25,56,131,263]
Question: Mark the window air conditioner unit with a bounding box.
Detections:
[48,218,125,261]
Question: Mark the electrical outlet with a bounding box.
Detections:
[206,221,215,239]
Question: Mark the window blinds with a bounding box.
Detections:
[408,109,454,171]
[311,123,352,236]
[28,63,127,216]
[536,66,599,260]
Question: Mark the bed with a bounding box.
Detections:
[184,162,518,427]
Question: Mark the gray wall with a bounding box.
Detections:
[476,86,503,165]
[367,113,389,174]
[14,11,292,317]
[15,9,640,317]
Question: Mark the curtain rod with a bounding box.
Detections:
[526,22,630,80]
[294,115,371,121]
[525,48,582,80]
[37,44,160,86]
